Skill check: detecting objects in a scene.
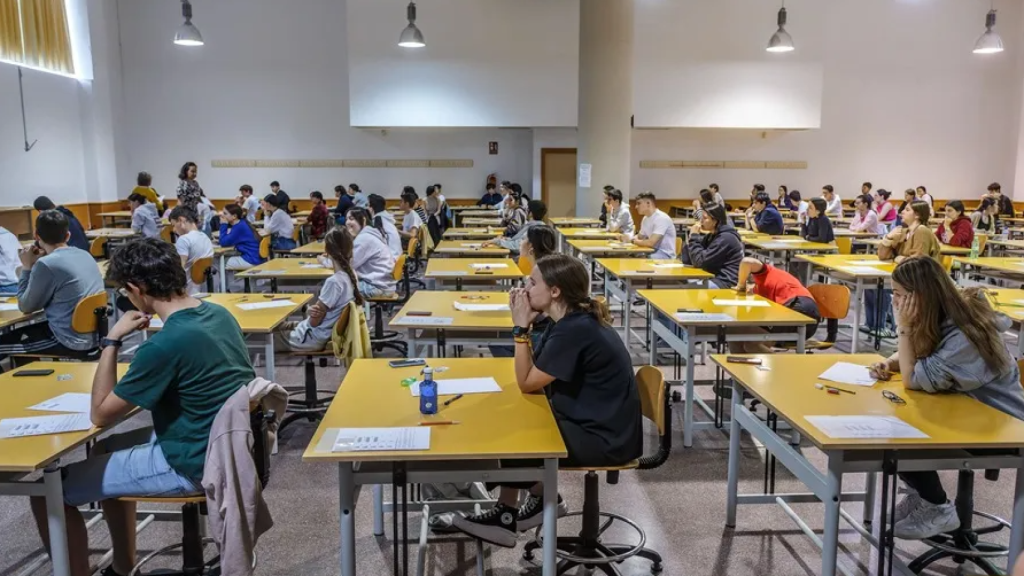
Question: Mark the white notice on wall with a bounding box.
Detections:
[578,163,592,188]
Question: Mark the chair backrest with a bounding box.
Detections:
[835,236,852,255]
[518,254,534,276]
[258,235,271,259]
[976,233,988,255]
[333,303,352,343]
[941,255,954,273]
[675,236,683,257]
[159,225,174,244]
[291,224,301,242]
[392,254,408,282]
[89,237,107,258]
[636,365,666,435]
[255,209,264,222]
[190,256,214,284]
[71,292,110,335]
[807,284,850,320]
[407,236,419,259]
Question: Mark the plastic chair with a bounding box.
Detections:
[160,225,174,244]
[366,255,410,356]
[89,237,108,259]
[835,236,852,255]
[518,254,534,277]
[406,236,426,289]
[279,306,351,433]
[190,256,215,293]
[11,292,110,366]
[674,236,682,258]
[775,284,850,352]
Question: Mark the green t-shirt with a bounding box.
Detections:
[114,302,255,479]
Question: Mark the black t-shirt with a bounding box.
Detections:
[534,311,642,466]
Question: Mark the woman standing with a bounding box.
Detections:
[176,162,202,212]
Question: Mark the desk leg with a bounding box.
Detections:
[863,472,877,526]
[542,458,559,576]
[820,453,844,576]
[44,464,71,576]
[372,485,384,536]
[1008,462,1024,568]
[683,326,695,448]
[725,378,742,527]
[219,253,227,293]
[624,280,633,348]
[648,309,658,366]
[265,334,276,382]
[338,464,356,576]
[852,278,863,353]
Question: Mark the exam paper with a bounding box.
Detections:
[410,377,502,397]
[237,300,295,311]
[461,243,483,248]
[452,302,509,312]
[148,317,164,328]
[649,263,687,269]
[28,393,91,414]
[431,271,468,276]
[393,316,455,326]
[818,362,877,387]
[0,303,19,311]
[770,238,803,243]
[840,266,890,275]
[805,416,929,439]
[470,263,508,269]
[845,260,887,265]
[673,312,735,323]
[300,263,327,269]
[712,299,770,307]
[332,427,431,452]
[0,414,94,438]
[757,242,796,250]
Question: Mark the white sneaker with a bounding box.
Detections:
[893,500,960,540]
[893,488,922,524]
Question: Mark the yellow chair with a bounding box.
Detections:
[190,256,215,293]
[775,284,850,352]
[976,233,988,255]
[835,237,852,255]
[941,255,954,274]
[12,292,110,366]
[518,253,534,277]
[366,255,410,356]
[258,235,272,260]
[88,237,108,259]
[675,236,683,257]
[160,225,174,244]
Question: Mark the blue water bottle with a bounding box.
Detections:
[419,367,438,415]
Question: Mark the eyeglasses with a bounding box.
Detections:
[882,390,906,405]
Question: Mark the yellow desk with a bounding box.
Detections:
[565,239,654,257]
[442,228,503,240]
[454,209,498,226]
[986,237,1024,255]
[236,258,333,292]
[557,227,618,240]
[640,289,814,448]
[953,256,1024,284]
[391,291,512,356]
[432,240,510,258]
[549,217,601,228]
[713,353,1024,576]
[984,287,1024,357]
[859,238,971,256]
[462,217,503,227]
[425,258,523,290]
[96,211,133,228]
[0,362,133,576]
[85,227,137,239]
[290,241,325,255]
[0,297,41,333]
[303,358,566,576]
[744,236,837,268]
[293,210,312,218]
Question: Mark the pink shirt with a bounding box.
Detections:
[849,209,886,234]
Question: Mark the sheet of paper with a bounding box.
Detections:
[770,238,803,243]
[712,299,770,307]
[578,163,592,188]
[148,317,164,328]
[757,242,796,250]
[673,312,735,323]
[28,393,91,414]
[649,263,688,269]
[0,414,94,438]
[805,416,929,439]
[841,266,891,275]
[461,243,483,248]
[818,362,877,387]
[331,427,431,452]
[470,263,508,269]
[431,271,468,276]
[0,303,19,311]
[452,302,509,312]
[410,377,502,397]
[393,316,455,326]
[845,260,886,265]
[236,300,296,311]
[300,263,327,269]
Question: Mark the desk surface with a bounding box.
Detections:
[597,258,713,280]
[86,228,137,238]
[986,238,1024,250]
[96,211,132,218]
[567,239,654,256]
[745,236,838,252]
[236,258,335,279]
[462,217,504,226]
[425,258,524,281]
[557,228,619,239]
[860,238,971,256]
[290,241,325,255]
[433,240,510,257]
[952,256,1024,275]
[392,291,512,329]
[443,228,503,239]
[795,254,895,278]
[987,288,1024,322]
[0,362,132,472]
[549,217,602,227]
[148,294,311,334]
[303,358,566,462]
[0,297,41,330]
[640,288,814,326]
[713,353,1024,450]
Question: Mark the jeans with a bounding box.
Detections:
[272,237,297,251]
[0,282,17,295]
[864,288,891,331]
[899,471,947,505]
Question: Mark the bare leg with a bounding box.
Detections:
[101,499,138,575]
[30,497,91,576]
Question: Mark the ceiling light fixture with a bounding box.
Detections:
[766,2,794,53]
[973,8,1003,54]
[173,0,204,47]
[398,2,425,48]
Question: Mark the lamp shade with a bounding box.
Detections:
[398,2,425,48]
[766,7,794,53]
[174,22,204,46]
[973,10,1003,54]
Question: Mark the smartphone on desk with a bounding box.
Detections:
[726,356,762,365]
[13,369,55,377]
[389,359,426,369]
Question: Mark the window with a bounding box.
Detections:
[0,0,74,76]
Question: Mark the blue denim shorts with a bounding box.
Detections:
[62,428,202,507]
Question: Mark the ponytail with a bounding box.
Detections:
[324,227,365,307]
[371,213,389,244]
[577,296,612,327]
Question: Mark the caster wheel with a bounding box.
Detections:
[651,563,664,574]
[523,551,534,561]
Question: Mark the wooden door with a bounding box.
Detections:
[541,148,577,218]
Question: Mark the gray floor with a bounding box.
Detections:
[0,300,1019,576]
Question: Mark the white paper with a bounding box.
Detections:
[0,414,94,438]
[578,163,592,188]
[470,263,508,269]
[452,302,509,312]
[756,242,797,250]
[769,238,803,243]
[0,303,19,311]
[431,271,468,277]
[712,299,770,307]
[805,416,929,439]
[845,260,887,265]
[410,377,502,397]
[818,362,877,387]
[28,393,91,414]
[236,300,296,311]
[148,317,164,328]
[673,312,735,322]
[841,266,890,275]
[649,263,687,269]
[331,427,431,452]
[300,263,326,269]
[393,316,455,326]
[461,243,483,248]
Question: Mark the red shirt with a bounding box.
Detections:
[752,263,812,305]
[309,203,330,238]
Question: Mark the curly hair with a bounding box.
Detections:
[106,238,187,299]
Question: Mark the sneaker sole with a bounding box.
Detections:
[518,503,569,532]
[450,515,517,548]
[893,518,961,540]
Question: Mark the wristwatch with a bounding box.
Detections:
[512,325,531,338]
[100,337,123,350]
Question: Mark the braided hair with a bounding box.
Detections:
[324,227,365,307]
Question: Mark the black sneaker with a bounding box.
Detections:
[99,568,126,576]
[517,494,568,531]
[450,503,518,547]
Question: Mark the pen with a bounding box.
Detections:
[815,383,856,395]
[444,394,464,407]
[419,420,460,426]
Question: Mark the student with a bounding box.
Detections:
[30,237,255,576]
[270,181,292,213]
[130,171,163,212]
[971,197,999,234]
[986,182,1015,217]
[176,161,202,211]
[367,194,402,257]
[484,200,548,254]
[777,185,795,210]
[861,181,873,196]
[692,188,716,222]
[399,191,424,245]
[128,193,161,239]
[599,184,614,226]
[604,188,634,234]
[0,210,103,359]
[936,200,974,248]
[275,228,362,352]
[0,226,20,295]
[237,184,260,225]
[915,185,934,215]
[746,191,784,235]
[875,189,898,227]
[730,257,820,353]
[218,204,265,271]
[895,189,916,227]
[500,192,528,238]
[708,183,725,206]
[632,191,677,260]
[260,194,296,251]
[169,206,214,296]
[32,196,89,251]
[682,203,743,288]
[350,183,368,209]
[868,256,1024,540]
[748,183,766,204]
[822,185,843,219]
[478,182,503,207]
[452,254,641,546]
[308,190,330,240]
[196,192,216,238]
[434,183,447,205]
[521,225,557,262]
[405,185,429,224]
[849,194,885,235]
[345,208,397,297]
[790,190,809,225]
[801,198,835,243]
[333,184,355,224]
[424,185,444,243]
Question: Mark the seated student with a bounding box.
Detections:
[708,182,725,206]
[406,186,429,224]
[128,193,161,239]
[271,180,292,213]
[169,206,214,295]
[691,188,715,221]
[218,204,265,271]
[849,193,886,235]
[483,200,547,254]
[333,184,355,225]
[604,189,634,234]
[746,191,784,235]
[398,190,424,247]
[0,225,21,295]
[33,196,89,251]
[260,194,296,250]
[478,182,503,207]
[986,182,1015,217]
[350,183,368,209]
[275,228,362,352]
[777,185,795,210]
[682,203,743,288]
[236,184,260,224]
[915,185,934,215]
[972,197,999,234]
[801,197,835,243]
[29,237,256,576]
[130,171,163,212]
[875,189,898,228]
[730,257,820,353]
[790,190,809,225]
[936,200,975,248]
[895,188,916,227]
[452,254,641,546]
[821,185,843,219]
[0,210,103,359]
[308,190,330,240]
[599,184,614,226]
[368,193,402,257]
[500,192,528,238]
[632,191,677,259]
[345,208,397,297]
[868,256,1024,540]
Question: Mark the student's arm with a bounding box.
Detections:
[175,238,190,268]
[91,312,151,426]
[688,233,737,271]
[131,211,144,234]
[733,257,764,291]
[634,215,670,247]
[510,288,553,393]
[951,220,973,247]
[16,258,53,313]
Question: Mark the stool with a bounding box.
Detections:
[121,496,217,576]
[279,351,336,433]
